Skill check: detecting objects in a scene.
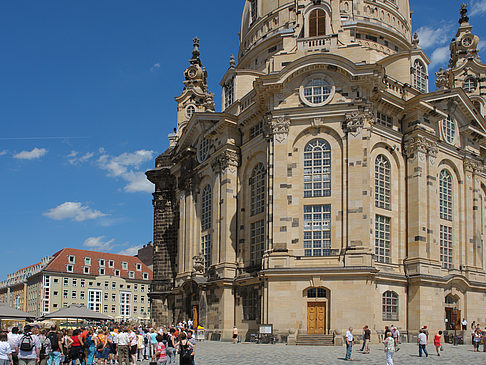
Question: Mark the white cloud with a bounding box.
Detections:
[118,245,142,256]
[416,25,452,50]
[83,236,115,251]
[44,202,107,222]
[470,0,486,16]
[97,150,155,193]
[430,46,450,68]
[0,150,7,157]
[150,63,161,72]
[13,148,47,160]
[67,151,94,165]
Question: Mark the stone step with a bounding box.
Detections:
[296,334,334,346]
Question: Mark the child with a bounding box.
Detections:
[434,331,442,356]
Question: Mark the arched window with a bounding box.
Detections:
[441,117,456,145]
[304,139,331,198]
[309,9,326,37]
[201,185,212,231]
[250,163,266,216]
[413,60,427,92]
[439,170,453,221]
[307,287,327,298]
[382,291,398,321]
[375,155,391,210]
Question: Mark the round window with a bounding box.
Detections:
[197,138,210,163]
[186,105,196,118]
[441,117,456,145]
[299,75,335,107]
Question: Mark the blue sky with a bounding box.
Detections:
[0,0,485,280]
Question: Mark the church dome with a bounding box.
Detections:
[239,0,413,66]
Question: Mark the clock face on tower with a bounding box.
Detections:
[188,68,197,79]
[462,36,473,48]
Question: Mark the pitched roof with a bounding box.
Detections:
[43,248,152,281]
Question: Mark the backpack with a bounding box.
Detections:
[47,333,59,352]
[179,342,192,359]
[40,336,51,357]
[19,335,34,352]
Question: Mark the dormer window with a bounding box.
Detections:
[99,268,105,275]
[136,263,142,271]
[412,60,427,93]
[129,271,135,279]
[84,258,91,266]
[68,255,75,264]
[99,259,105,267]
[309,9,326,37]
[143,273,149,280]
[67,265,74,273]
[224,78,234,109]
[108,260,114,268]
[122,262,128,270]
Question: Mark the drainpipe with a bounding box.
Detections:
[402,120,410,342]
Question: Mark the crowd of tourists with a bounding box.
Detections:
[0,323,197,365]
[344,323,486,364]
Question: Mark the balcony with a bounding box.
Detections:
[297,35,337,52]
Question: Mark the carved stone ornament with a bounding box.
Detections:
[404,136,438,161]
[343,111,373,136]
[464,157,481,173]
[264,116,291,143]
[311,117,325,128]
[212,150,240,174]
[435,68,449,90]
[193,254,205,274]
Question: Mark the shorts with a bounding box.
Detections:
[232,334,238,339]
[129,345,137,355]
[95,348,110,359]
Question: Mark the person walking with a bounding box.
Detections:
[391,326,400,352]
[417,329,428,357]
[473,328,482,352]
[0,332,14,365]
[461,318,467,331]
[8,328,20,365]
[383,331,395,365]
[47,326,63,365]
[15,325,41,365]
[232,328,238,345]
[175,333,193,365]
[434,331,442,356]
[361,326,370,354]
[344,328,354,361]
[84,331,95,365]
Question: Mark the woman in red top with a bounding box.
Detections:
[69,329,85,365]
[434,331,442,356]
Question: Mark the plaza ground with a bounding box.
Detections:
[190,342,486,364]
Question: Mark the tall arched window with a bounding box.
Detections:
[375,155,391,210]
[309,9,326,37]
[250,163,266,216]
[413,60,427,92]
[439,170,453,269]
[439,170,453,221]
[382,291,399,321]
[201,185,212,270]
[304,139,331,198]
[201,185,212,231]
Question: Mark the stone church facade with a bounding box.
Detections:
[147,0,486,342]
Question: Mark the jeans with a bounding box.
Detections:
[48,352,62,365]
[12,353,19,365]
[345,343,352,360]
[165,348,175,365]
[386,352,394,365]
[360,338,366,351]
[419,344,428,357]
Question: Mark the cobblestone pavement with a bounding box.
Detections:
[187,342,486,364]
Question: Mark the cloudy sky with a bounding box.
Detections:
[1,0,485,279]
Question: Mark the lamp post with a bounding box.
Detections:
[453,306,458,346]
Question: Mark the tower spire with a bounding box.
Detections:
[190,37,201,66]
[459,3,469,24]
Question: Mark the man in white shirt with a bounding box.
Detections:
[8,327,20,365]
[117,328,130,365]
[345,328,354,361]
[417,330,428,357]
[462,318,468,331]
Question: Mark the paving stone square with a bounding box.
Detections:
[189,342,486,364]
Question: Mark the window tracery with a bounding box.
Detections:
[413,60,427,92]
[375,155,391,210]
[304,139,331,198]
[250,163,265,216]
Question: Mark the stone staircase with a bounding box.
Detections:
[296,334,334,346]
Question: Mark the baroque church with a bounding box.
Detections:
[147,0,486,342]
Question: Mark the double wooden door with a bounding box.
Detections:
[307,302,326,334]
[445,308,461,330]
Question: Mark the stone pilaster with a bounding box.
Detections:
[342,111,374,266]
